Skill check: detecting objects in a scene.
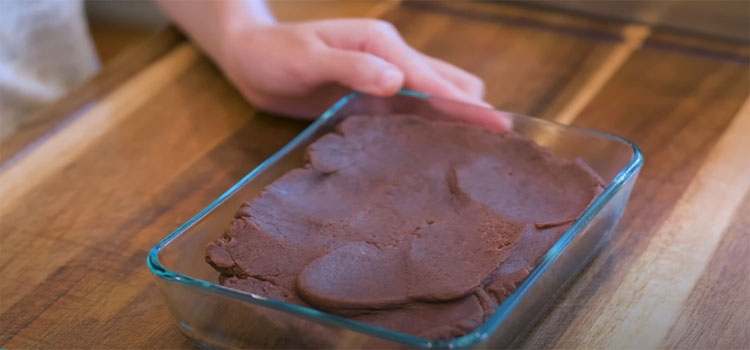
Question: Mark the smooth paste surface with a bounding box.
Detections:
[206,115,604,339]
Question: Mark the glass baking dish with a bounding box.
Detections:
[148,90,642,349]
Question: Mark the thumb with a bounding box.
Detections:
[314,48,404,96]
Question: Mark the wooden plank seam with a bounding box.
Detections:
[565,95,750,348]
[554,24,651,125]
[0,44,200,214]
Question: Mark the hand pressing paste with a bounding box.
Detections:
[206,114,604,339]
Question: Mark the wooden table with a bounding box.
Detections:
[2,1,748,348]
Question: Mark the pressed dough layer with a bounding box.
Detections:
[206,115,604,339]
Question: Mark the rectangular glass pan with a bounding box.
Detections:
[148,90,642,349]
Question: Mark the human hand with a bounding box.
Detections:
[157,0,509,130]
[214,19,508,130]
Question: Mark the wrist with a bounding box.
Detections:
[217,27,276,84]
[158,0,277,67]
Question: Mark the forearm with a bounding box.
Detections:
[154,2,496,127]
[156,0,275,62]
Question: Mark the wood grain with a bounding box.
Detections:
[553,24,651,124]
[662,192,750,349]
[569,97,750,348]
[384,1,628,118]
[1,1,749,348]
[0,53,305,348]
[0,44,200,214]
[89,20,160,63]
[269,0,398,21]
[520,22,750,349]
[0,28,184,167]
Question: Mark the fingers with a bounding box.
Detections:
[428,98,513,132]
[355,21,489,107]
[311,19,510,130]
[313,19,480,103]
[421,54,485,99]
[312,48,405,96]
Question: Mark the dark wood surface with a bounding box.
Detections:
[1,1,749,348]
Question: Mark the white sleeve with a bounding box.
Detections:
[0,0,99,141]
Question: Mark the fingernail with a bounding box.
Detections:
[378,69,403,92]
[478,101,493,108]
[466,95,492,109]
[497,112,514,131]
